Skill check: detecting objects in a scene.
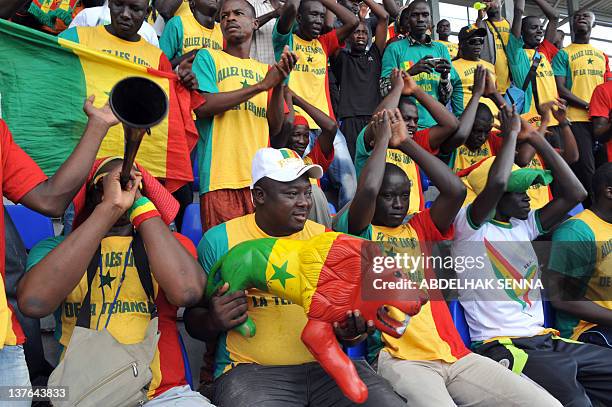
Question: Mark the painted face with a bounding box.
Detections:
[108,0,149,40]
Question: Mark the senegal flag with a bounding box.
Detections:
[0,19,199,192]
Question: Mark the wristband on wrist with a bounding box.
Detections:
[129,197,160,229]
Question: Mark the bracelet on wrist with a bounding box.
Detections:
[129,197,160,229]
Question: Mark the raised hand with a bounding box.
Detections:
[551,98,568,123]
[177,54,199,91]
[434,58,451,79]
[370,110,392,147]
[390,68,405,91]
[401,72,419,96]
[389,108,410,147]
[472,65,486,97]
[483,69,497,97]
[83,95,119,128]
[260,45,298,90]
[101,163,142,215]
[499,104,521,137]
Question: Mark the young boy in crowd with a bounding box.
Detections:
[553,8,611,205]
[452,98,612,405]
[19,159,211,406]
[160,0,224,68]
[184,148,405,406]
[548,163,612,348]
[273,0,359,209]
[335,108,561,407]
[355,69,458,214]
[191,0,297,231]
[331,0,388,160]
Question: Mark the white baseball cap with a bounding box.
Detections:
[251,148,324,189]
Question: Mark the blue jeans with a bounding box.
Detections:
[307,128,356,209]
[0,345,32,406]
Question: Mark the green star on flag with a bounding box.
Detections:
[99,271,116,289]
[587,58,594,64]
[241,79,250,88]
[270,261,295,288]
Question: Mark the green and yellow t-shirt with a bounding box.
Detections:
[174,0,191,17]
[26,234,195,399]
[381,37,453,129]
[486,19,511,94]
[334,209,470,362]
[198,214,327,377]
[435,40,458,59]
[549,210,612,339]
[160,14,223,60]
[553,43,610,122]
[450,58,499,120]
[272,22,341,129]
[192,49,271,193]
[59,25,172,71]
[506,34,559,126]
[355,127,436,214]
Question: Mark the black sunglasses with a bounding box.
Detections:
[467,37,485,45]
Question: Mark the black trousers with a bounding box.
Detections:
[340,116,371,163]
[212,361,405,407]
[476,333,612,407]
[569,122,595,207]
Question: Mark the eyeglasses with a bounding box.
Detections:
[467,37,485,45]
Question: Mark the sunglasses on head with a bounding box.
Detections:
[467,37,485,45]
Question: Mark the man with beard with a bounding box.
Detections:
[331,0,389,160]
[380,0,453,129]
[553,9,611,206]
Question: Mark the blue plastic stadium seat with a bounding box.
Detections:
[345,341,367,360]
[181,203,202,247]
[192,155,199,192]
[425,201,433,209]
[448,300,471,347]
[419,168,431,192]
[178,333,194,390]
[542,291,556,329]
[567,203,584,217]
[5,204,54,250]
[327,202,337,215]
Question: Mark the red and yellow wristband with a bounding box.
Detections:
[129,197,160,229]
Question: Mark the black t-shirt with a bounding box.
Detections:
[331,44,382,119]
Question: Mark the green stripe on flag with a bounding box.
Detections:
[0,19,87,176]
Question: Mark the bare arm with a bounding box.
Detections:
[441,65,487,154]
[382,0,400,19]
[257,8,280,29]
[0,0,28,19]
[291,91,337,155]
[155,0,183,20]
[347,111,391,235]
[469,106,521,228]
[555,76,589,109]
[394,110,466,232]
[548,272,612,326]
[276,0,300,35]
[19,97,117,217]
[320,0,359,42]
[511,0,524,38]
[530,131,587,231]
[364,68,404,146]
[363,0,389,52]
[592,116,612,143]
[18,167,140,318]
[533,0,560,43]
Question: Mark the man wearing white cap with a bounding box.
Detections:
[185,147,404,406]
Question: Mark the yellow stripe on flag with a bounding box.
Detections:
[57,38,171,179]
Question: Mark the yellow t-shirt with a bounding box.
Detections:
[522,49,559,127]
[174,0,191,17]
[59,25,170,70]
[553,43,609,122]
[192,49,271,193]
[450,58,499,121]
[436,40,458,59]
[199,214,327,376]
[160,14,223,60]
[486,19,511,94]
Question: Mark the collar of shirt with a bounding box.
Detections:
[407,34,432,46]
